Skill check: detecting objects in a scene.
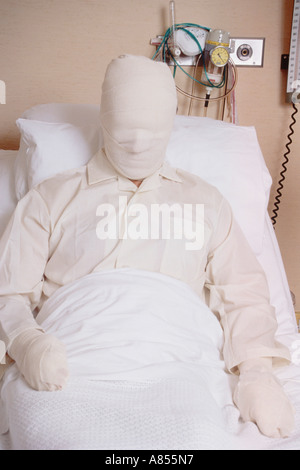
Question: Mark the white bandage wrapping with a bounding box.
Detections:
[100,55,177,180]
[8,329,69,391]
[234,358,295,438]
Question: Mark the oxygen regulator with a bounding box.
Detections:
[151,1,237,117]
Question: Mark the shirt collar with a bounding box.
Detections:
[87,149,117,184]
[87,148,183,190]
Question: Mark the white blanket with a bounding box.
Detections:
[0,269,299,450]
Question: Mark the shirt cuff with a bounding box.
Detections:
[225,344,291,374]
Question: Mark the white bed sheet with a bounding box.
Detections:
[0,269,299,451]
[257,215,298,337]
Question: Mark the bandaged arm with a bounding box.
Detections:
[205,199,294,437]
[205,198,290,371]
[0,190,69,391]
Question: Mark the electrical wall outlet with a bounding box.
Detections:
[230,38,265,67]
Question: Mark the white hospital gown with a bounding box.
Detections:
[0,150,290,372]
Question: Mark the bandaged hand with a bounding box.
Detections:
[8,328,69,391]
[233,358,295,438]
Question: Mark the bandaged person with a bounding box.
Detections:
[0,55,295,438]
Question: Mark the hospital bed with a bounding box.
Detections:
[0,104,299,450]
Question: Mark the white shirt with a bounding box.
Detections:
[0,150,290,372]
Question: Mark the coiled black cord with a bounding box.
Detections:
[271,102,298,227]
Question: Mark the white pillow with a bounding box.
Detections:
[166,115,272,255]
[0,151,18,238]
[21,103,100,127]
[15,119,101,198]
[14,103,101,200]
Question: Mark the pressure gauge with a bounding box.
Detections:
[210,46,230,67]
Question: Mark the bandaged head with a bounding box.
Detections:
[100,55,177,180]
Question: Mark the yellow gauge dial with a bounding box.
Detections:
[210,46,230,67]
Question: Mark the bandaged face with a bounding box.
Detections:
[100,55,178,180]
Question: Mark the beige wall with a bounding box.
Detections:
[0,0,299,309]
